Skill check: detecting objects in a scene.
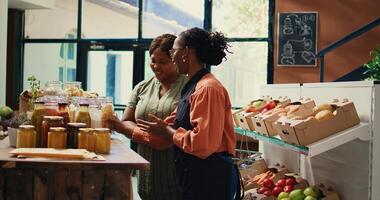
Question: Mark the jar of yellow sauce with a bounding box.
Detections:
[78,128,95,152]
[16,125,36,148]
[94,128,111,154]
[48,127,67,149]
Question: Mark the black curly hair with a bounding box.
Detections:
[178,27,230,66]
[149,33,177,57]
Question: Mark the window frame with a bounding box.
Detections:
[12,0,275,111]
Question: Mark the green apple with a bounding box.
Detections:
[303,187,319,197]
[252,101,264,109]
[277,192,289,200]
[289,189,305,200]
[304,196,317,200]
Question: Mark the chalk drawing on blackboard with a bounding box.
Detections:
[283,17,294,35]
[278,12,317,66]
[280,38,316,65]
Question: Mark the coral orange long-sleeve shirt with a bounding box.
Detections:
[169,73,236,159]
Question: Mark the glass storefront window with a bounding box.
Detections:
[142,0,204,38]
[212,0,268,38]
[82,0,138,38]
[211,42,268,107]
[87,51,134,105]
[25,0,78,39]
[144,51,155,79]
[23,43,77,90]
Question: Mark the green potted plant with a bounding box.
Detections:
[364,45,380,80]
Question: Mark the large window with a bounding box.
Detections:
[21,0,273,109]
[212,0,270,106]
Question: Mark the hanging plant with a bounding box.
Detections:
[364,45,380,80]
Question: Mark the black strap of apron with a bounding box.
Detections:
[234,164,244,200]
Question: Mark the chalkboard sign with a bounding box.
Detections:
[277,12,318,66]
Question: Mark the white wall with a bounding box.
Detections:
[0,0,8,106]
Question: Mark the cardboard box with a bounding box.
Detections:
[232,109,244,127]
[274,100,360,146]
[236,111,259,130]
[253,99,315,137]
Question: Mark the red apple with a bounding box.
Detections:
[275,179,286,188]
[265,101,277,110]
[262,178,274,189]
[283,185,294,193]
[257,187,270,194]
[272,186,284,197]
[285,178,296,186]
[263,190,273,196]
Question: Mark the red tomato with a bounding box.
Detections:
[285,178,296,186]
[283,185,294,193]
[275,179,286,188]
[262,178,274,189]
[257,187,270,194]
[263,190,273,196]
[272,186,284,197]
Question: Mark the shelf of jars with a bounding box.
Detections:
[235,122,369,157]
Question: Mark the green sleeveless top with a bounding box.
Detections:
[127,75,187,200]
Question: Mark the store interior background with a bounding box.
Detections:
[1,0,380,111]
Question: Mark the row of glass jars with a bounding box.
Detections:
[32,97,113,136]
[16,124,111,154]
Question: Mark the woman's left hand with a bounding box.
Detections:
[136,114,170,136]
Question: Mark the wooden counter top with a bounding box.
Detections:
[0,136,150,170]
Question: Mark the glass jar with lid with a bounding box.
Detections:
[66,122,87,148]
[94,128,111,154]
[41,116,64,147]
[31,101,45,147]
[78,128,95,152]
[44,81,64,96]
[100,97,113,128]
[48,127,67,149]
[16,125,36,148]
[75,103,91,127]
[64,81,82,97]
[58,102,70,126]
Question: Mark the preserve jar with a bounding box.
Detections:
[44,101,59,116]
[78,128,95,152]
[75,103,91,128]
[66,122,87,148]
[48,127,67,149]
[41,116,64,147]
[44,81,64,96]
[94,128,111,154]
[58,102,70,126]
[100,97,113,128]
[16,125,36,148]
[31,101,45,147]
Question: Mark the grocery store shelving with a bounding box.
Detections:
[234,122,370,157]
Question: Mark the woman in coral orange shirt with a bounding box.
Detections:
[137,28,241,200]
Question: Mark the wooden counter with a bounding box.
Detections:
[0,136,149,200]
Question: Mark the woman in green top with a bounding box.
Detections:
[109,34,187,200]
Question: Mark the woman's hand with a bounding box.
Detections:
[136,114,170,137]
[107,114,122,131]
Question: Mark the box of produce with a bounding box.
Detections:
[246,173,309,199]
[236,99,268,130]
[274,99,360,146]
[232,108,244,127]
[251,97,293,136]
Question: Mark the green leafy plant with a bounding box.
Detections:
[27,75,41,107]
[364,46,380,80]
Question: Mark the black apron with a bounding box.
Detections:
[173,68,242,200]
